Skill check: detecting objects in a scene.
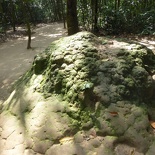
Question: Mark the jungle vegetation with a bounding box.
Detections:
[0,0,154,39]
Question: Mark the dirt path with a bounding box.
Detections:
[0,23,66,102]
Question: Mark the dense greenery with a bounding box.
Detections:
[0,0,155,35]
[78,0,155,34]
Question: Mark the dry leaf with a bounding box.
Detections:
[150,121,155,129]
[109,111,118,116]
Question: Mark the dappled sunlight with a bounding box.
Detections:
[1,79,11,89]
[43,33,63,38]
[137,39,155,52]
[17,36,36,41]
[0,82,82,154]
[0,23,66,101]
[0,112,25,154]
[110,35,155,53]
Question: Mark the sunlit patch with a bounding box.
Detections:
[2,79,9,84]
[4,90,16,104]
[40,33,62,38]
[17,36,35,41]
[17,37,28,40]
[31,37,35,40]
[59,137,74,144]
[30,74,43,90]
[1,79,10,88]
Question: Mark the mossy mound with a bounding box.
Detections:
[1,32,155,155]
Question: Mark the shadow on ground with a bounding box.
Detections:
[0,23,66,102]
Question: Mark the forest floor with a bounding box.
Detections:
[0,22,66,102]
[0,23,155,103]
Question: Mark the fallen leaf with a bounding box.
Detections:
[109,111,118,116]
[150,121,155,129]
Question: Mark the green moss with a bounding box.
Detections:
[33,55,48,75]
[117,85,130,97]
[4,32,155,155]
[124,78,135,88]
[80,81,94,91]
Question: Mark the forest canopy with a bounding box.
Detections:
[0,0,155,35]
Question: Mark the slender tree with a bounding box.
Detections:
[20,0,31,49]
[61,0,66,29]
[9,0,16,32]
[1,0,7,33]
[91,0,98,32]
[66,0,79,35]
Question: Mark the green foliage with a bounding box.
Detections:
[0,0,65,33]
[77,0,155,35]
[0,0,154,35]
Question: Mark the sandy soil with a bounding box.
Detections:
[0,22,66,102]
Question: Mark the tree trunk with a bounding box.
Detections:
[1,0,7,34]
[20,0,31,49]
[91,0,98,32]
[26,2,36,26]
[67,0,79,35]
[56,0,62,21]
[26,21,31,49]
[10,0,16,32]
[61,0,66,29]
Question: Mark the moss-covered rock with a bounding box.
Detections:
[1,31,155,155]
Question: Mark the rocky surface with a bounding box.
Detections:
[1,32,155,155]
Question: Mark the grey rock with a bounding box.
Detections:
[1,32,155,154]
